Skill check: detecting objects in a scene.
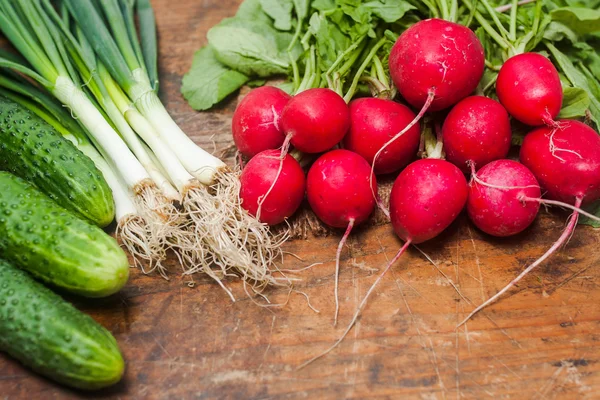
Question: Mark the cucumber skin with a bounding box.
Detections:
[0,96,115,227]
[0,260,124,390]
[0,172,129,298]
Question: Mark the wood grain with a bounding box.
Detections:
[1,1,600,399]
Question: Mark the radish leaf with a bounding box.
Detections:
[181,47,248,111]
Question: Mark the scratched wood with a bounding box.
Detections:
[1,1,600,399]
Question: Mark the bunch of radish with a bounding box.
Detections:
[231,17,600,365]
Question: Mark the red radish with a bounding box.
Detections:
[343,98,420,174]
[281,88,350,154]
[389,159,469,244]
[467,160,541,237]
[442,96,512,172]
[389,19,485,112]
[521,120,600,205]
[306,149,376,324]
[239,150,305,225]
[300,159,467,368]
[372,19,485,191]
[232,86,291,157]
[496,53,563,126]
[459,120,600,326]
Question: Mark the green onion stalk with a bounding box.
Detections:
[60,0,286,294]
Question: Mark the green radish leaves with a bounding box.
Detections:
[580,201,600,228]
[260,0,294,31]
[547,42,600,128]
[183,0,417,110]
[363,0,415,24]
[181,47,249,111]
[550,7,600,36]
[207,20,293,77]
[559,87,591,119]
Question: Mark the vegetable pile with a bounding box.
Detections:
[1,0,600,390]
[184,0,600,364]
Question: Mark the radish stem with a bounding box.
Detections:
[298,240,411,369]
[457,197,583,327]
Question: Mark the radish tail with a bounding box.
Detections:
[457,197,583,328]
[522,197,600,223]
[369,90,435,212]
[334,219,355,326]
[469,161,540,190]
[256,134,292,221]
[298,240,411,369]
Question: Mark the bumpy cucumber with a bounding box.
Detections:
[0,259,124,390]
[0,96,115,227]
[0,172,129,297]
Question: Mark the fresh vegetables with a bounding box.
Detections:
[232,86,291,158]
[442,96,512,172]
[496,53,563,126]
[0,0,291,295]
[0,95,115,227]
[0,259,124,390]
[0,172,129,298]
[0,74,158,273]
[306,149,377,325]
[239,150,305,225]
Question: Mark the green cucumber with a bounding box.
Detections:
[0,259,124,390]
[0,95,115,227]
[0,172,129,297]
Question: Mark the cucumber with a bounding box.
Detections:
[0,172,129,298]
[0,259,124,390]
[0,95,115,227]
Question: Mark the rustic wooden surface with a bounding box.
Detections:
[2,1,600,399]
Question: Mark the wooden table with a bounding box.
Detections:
[1,1,600,399]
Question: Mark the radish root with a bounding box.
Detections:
[457,197,583,327]
[545,120,583,162]
[334,219,355,326]
[256,134,292,221]
[298,240,411,370]
[520,197,600,222]
[469,161,540,190]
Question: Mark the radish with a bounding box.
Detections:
[239,150,306,225]
[442,96,512,172]
[300,159,467,367]
[373,19,484,187]
[459,121,600,326]
[343,98,420,174]
[389,19,485,112]
[389,159,469,244]
[306,149,376,324]
[467,160,541,237]
[280,88,350,154]
[521,120,600,205]
[496,53,563,127]
[232,86,291,158]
